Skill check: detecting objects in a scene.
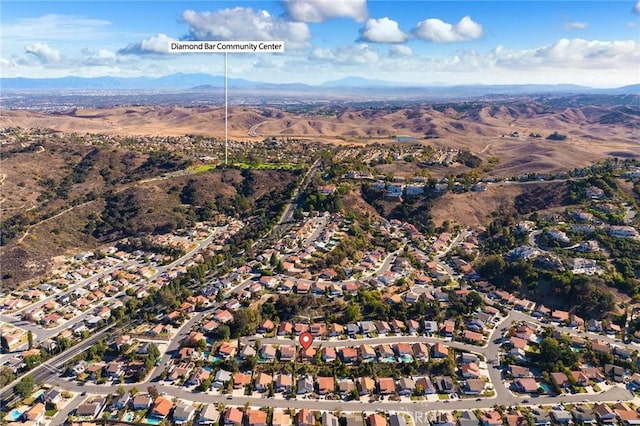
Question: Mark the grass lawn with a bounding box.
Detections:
[232,162,303,171]
[45,409,58,417]
[189,164,217,173]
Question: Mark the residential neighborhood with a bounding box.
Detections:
[1,134,639,426]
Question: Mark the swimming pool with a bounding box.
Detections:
[123,412,134,422]
[538,382,552,394]
[6,409,22,421]
[143,416,163,425]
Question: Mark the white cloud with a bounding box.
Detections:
[81,48,117,65]
[119,34,176,55]
[564,21,588,31]
[633,1,640,14]
[24,43,60,63]
[413,15,483,43]
[181,7,310,49]
[283,0,367,22]
[310,43,379,65]
[359,17,408,43]
[1,14,111,42]
[490,38,640,69]
[389,45,413,57]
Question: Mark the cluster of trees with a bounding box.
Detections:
[477,252,617,319]
[568,176,620,203]
[389,198,437,235]
[594,234,639,296]
[260,294,317,322]
[238,169,255,197]
[132,150,191,180]
[534,335,579,372]
[142,281,193,313]
[256,287,483,332]
[89,192,140,239]
[310,231,370,274]
[0,367,16,388]
[135,343,161,382]
[361,184,438,236]
[116,237,186,261]
[456,150,482,168]
[2,141,44,159]
[300,191,343,213]
[477,255,538,292]
[546,131,567,141]
[179,179,198,205]
[14,376,35,398]
[513,329,640,392]
[0,212,29,245]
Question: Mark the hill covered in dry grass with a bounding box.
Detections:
[0,134,298,287]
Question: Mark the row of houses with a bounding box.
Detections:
[256,341,436,364]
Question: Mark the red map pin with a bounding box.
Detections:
[299,332,313,349]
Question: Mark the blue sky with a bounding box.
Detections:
[1,0,639,87]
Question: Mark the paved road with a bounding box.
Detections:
[433,230,471,280]
[0,324,118,406]
[0,225,238,401]
[50,393,84,425]
[4,162,638,415]
[0,262,124,336]
[248,120,270,137]
[0,274,252,405]
[12,300,636,416]
[149,274,258,382]
[1,227,227,345]
[507,310,634,350]
[44,376,633,413]
[271,158,320,235]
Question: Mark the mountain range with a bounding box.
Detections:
[2,73,639,95]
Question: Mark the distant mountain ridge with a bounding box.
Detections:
[1,73,638,95]
[1,73,254,90]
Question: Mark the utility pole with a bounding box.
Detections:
[168,40,284,166]
[225,52,228,166]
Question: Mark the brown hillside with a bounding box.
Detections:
[0,138,298,287]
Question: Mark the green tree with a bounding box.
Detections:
[27,331,33,349]
[195,339,208,352]
[467,291,484,310]
[148,343,161,361]
[197,377,212,392]
[215,325,231,341]
[230,309,259,338]
[0,367,16,387]
[538,337,562,370]
[343,303,362,323]
[14,376,35,398]
[24,355,41,370]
